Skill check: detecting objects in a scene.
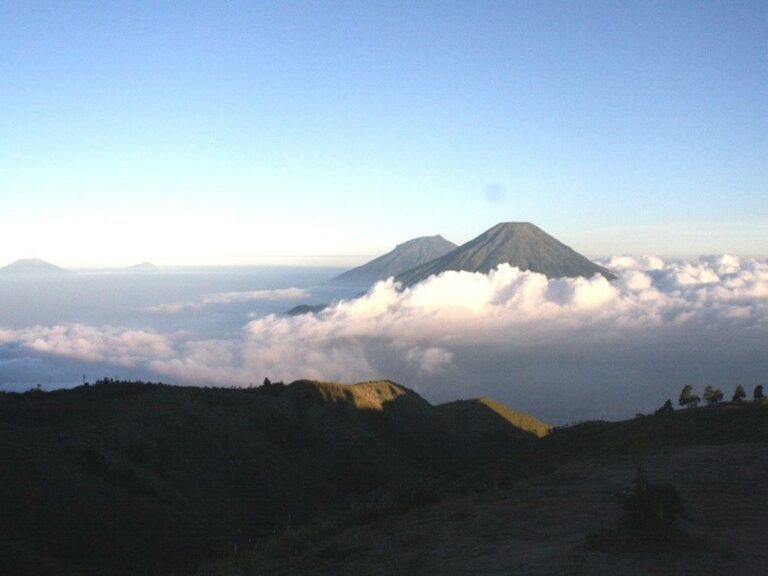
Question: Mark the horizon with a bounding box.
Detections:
[3,219,767,270]
[1,253,766,425]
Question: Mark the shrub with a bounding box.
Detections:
[619,468,685,531]
[587,467,687,551]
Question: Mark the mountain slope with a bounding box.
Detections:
[395,222,615,287]
[201,442,768,576]
[198,402,768,576]
[333,235,457,285]
[437,397,551,442]
[0,258,67,274]
[0,378,538,576]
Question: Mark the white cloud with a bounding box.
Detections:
[2,256,767,423]
[15,324,176,368]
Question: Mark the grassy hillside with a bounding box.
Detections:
[438,397,551,441]
[197,401,768,576]
[0,379,539,575]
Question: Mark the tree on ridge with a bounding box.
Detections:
[679,385,700,409]
[703,386,723,406]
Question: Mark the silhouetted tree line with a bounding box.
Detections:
[655,384,765,413]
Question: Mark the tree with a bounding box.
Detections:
[703,386,723,406]
[732,385,746,403]
[755,385,765,402]
[679,385,700,409]
[655,399,674,414]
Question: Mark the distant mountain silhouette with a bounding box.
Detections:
[0,257,67,275]
[128,261,159,272]
[333,235,457,285]
[395,222,615,287]
[285,303,328,316]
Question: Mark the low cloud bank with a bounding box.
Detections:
[2,256,766,422]
[145,288,309,314]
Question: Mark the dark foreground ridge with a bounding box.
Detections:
[0,379,544,576]
[5,380,767,576]
[396,222,616,287]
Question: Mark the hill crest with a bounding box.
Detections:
[289,379,427,411]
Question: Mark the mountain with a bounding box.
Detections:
[0,258,67,275]
[333,235,457,285]
[285,303,328,316]
[395,222,616,287]
[128,261,159,272]
[0,378,541,576]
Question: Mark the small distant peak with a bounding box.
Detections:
[0,258,67,274]
[128,261,159,272]
[284,303,327,316]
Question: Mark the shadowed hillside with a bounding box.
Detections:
[437,397,550,447]
[0,379,538,576]
[197,401,768,576]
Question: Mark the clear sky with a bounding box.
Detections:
[1,1,766,267]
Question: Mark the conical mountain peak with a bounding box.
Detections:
[332,234,457,285]
[395,222,615,286]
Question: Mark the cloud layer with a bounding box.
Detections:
[145,288,310,314]
[2,256,767,423]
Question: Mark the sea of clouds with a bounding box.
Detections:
[1,255,766,423]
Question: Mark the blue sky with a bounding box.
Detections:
[1,1,766,266]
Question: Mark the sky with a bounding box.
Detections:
[1,1,766,267]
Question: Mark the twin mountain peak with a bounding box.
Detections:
[333,222,615,286]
